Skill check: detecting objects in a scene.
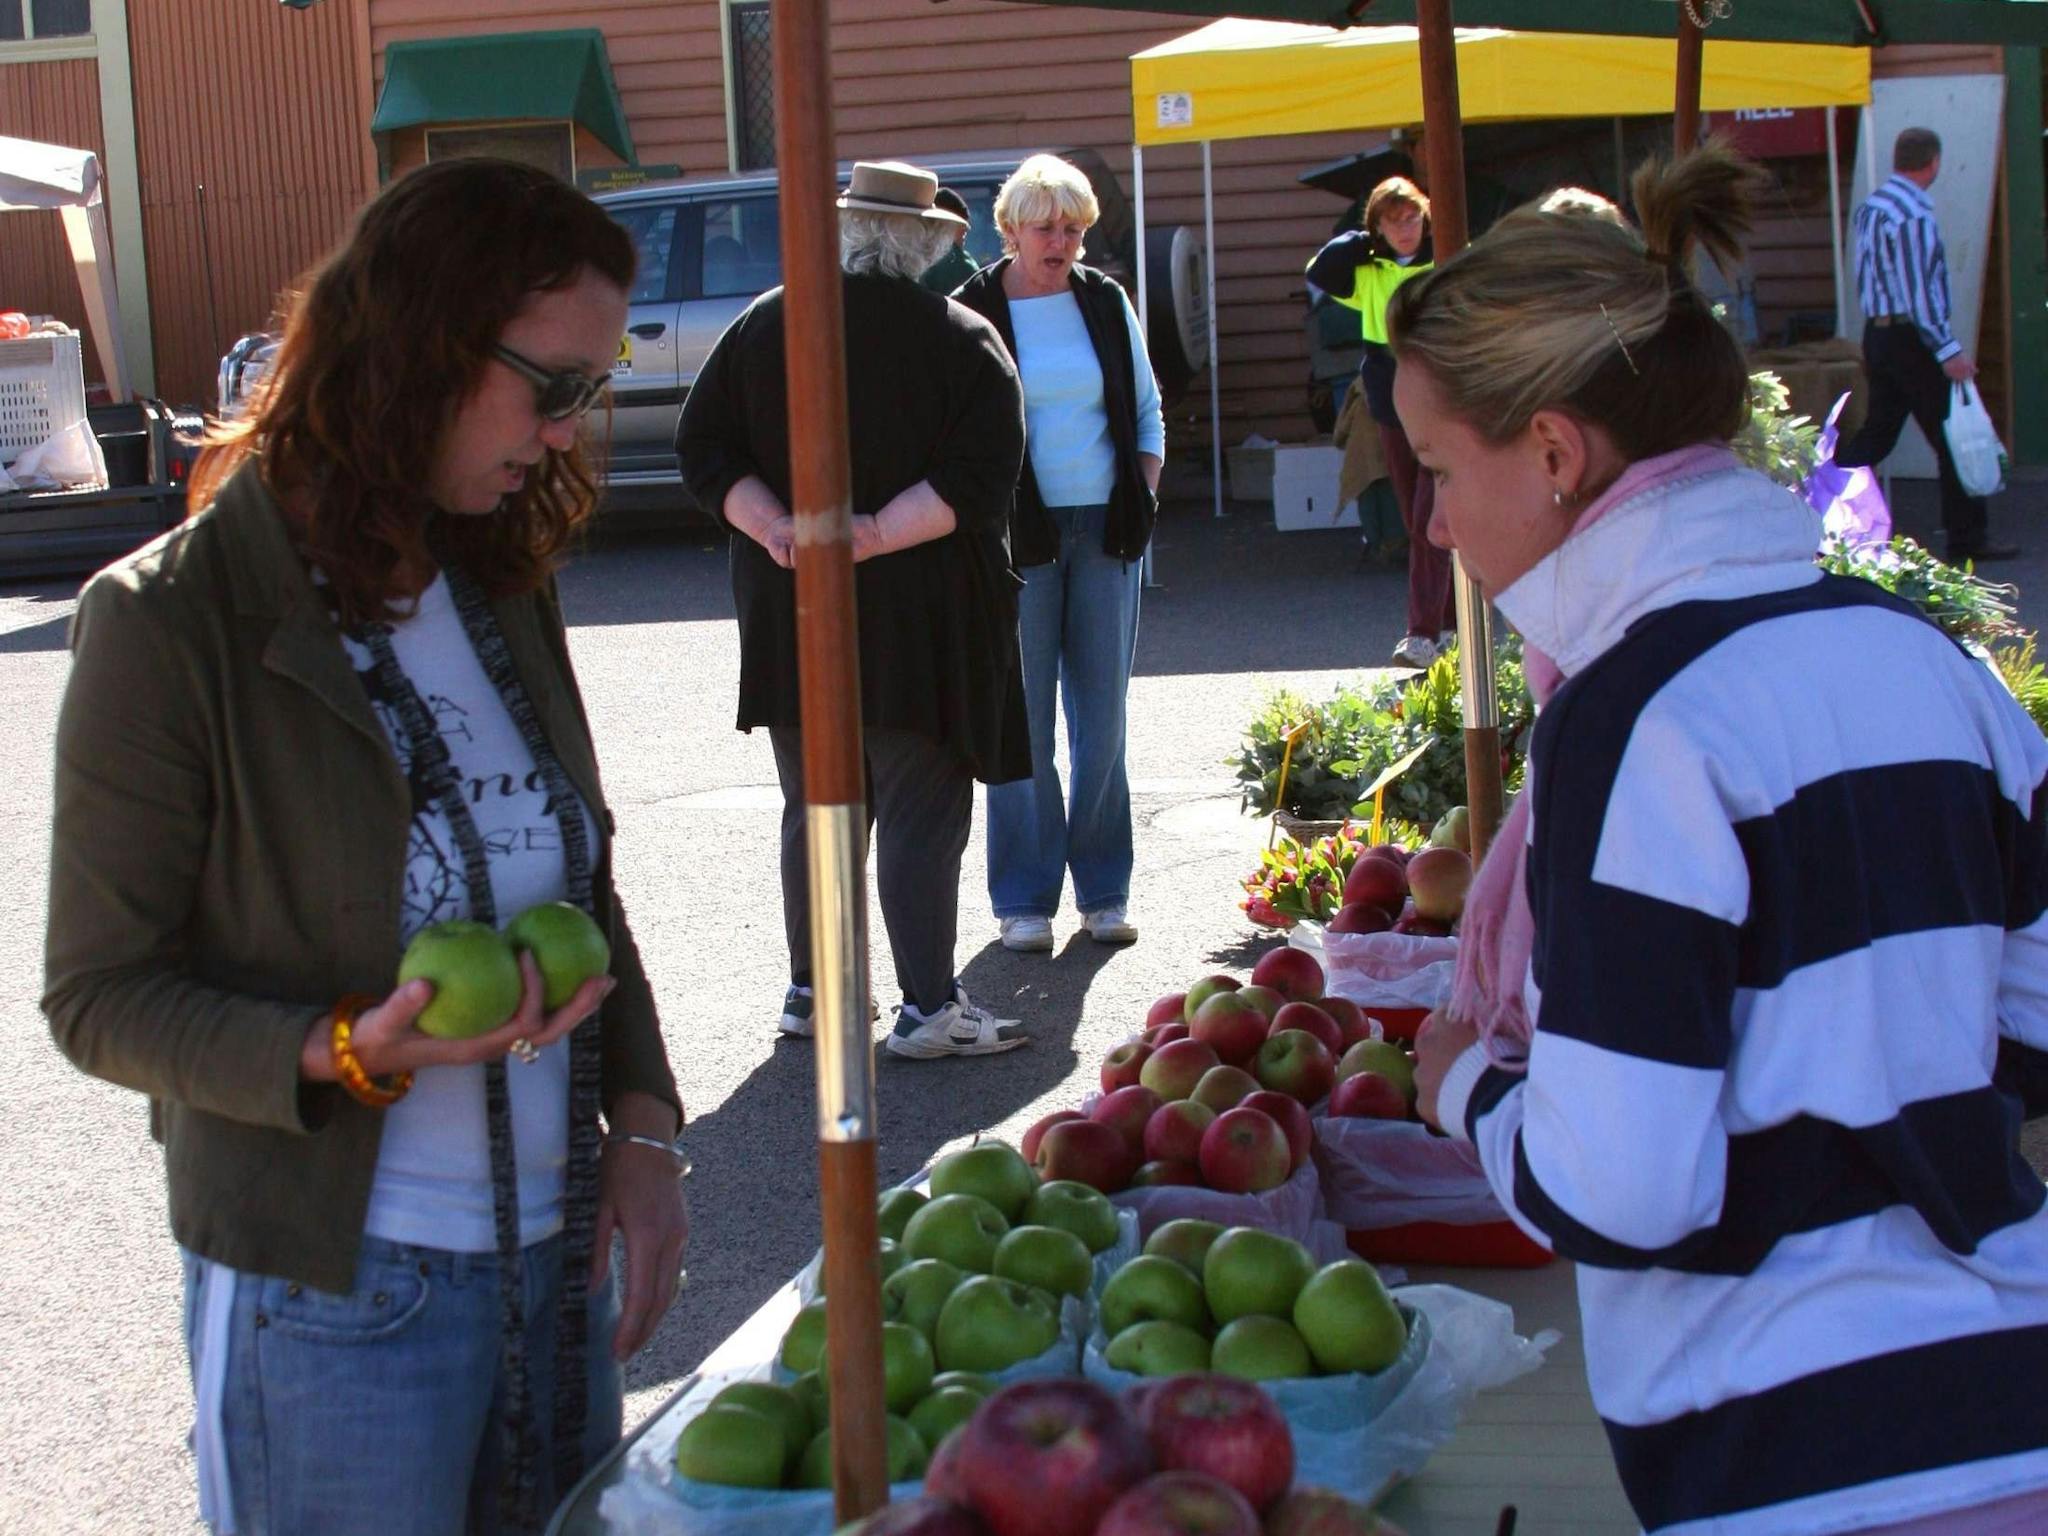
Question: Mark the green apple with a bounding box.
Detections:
[929,1370,996,1398]
[901,1192,1010,1274]
[1098,1254,1209,1338]
[397,920,522,1039]
[1336,1039,1417,1102]
[930,1142,1038,1224]
[878,1186,928,1243]
[1293,1260,1408,1374]
[1104,1319,1214,1376]
[819,1319,936,1413]
[708,1381,811,1476]
[882,1257,965,1340]
[797,1416,927,1489]
[813,1237,906,1297]
[992,1224,1093,1299]
[504,901,610,1010]
[907,1383,984,1450]
[933,1275,1060,1373]
[791,1370,828,1428]
[1026,1179,1121,1254]
[674,1402,786,1488]
[779,1299,829,1374]
[1203,1227,1318,1324]
[1144,1218,1226,1277]
[1211,1315,1315,1381]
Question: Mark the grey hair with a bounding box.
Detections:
[840,211,953,279]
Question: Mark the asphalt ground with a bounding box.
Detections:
[2,471,2043,1531]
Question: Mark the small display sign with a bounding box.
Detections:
[1155,93,1194,130]
[1702,108,1831,159]
[577,164,683,194]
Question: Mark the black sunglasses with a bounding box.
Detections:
[491,343,611,422]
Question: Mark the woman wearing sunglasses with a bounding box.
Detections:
[43,158,686,1536]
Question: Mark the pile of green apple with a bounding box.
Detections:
[1094,1219,1408,1383]
[783,1142,1127,1387]
[395,901,611,1038]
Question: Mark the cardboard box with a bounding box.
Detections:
[1225,443,1275,501]
[1271,444,1355,531]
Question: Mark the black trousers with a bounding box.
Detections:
[1834,321,1989,553]
[769,724,972,1016]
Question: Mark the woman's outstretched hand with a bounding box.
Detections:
[1412,1009,1481,1131]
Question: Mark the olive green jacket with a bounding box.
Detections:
[42,465,680,1292]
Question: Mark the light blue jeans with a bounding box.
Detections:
[181,1234,621,1536]
[987,503,1143,919]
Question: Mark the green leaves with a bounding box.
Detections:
[1818,534,2019,647]
[1733,369,1822,490]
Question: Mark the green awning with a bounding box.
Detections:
[371,29,635,163]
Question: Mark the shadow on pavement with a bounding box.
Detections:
[0,614,73,654]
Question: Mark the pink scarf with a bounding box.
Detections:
[1450,443,1739,1065]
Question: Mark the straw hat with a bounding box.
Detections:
[837,161,966,227]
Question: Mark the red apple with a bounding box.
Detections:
[955,1379,1155,1536]
[1189,993,1268,1067]
[1239,1089,1312,1172]
[1328,902,1392,935]
[1265,1486,1407,1534]
[1197,1107,1293,1194]
[1405,846,1473,924]
[1036,1117,1136,1193]
[1180,975,1241,1023]
[1134,1374,1295,1513]
[1315,996,1373,1048]
[1340,858,1407,919]
[1365,842,1411,867]
[924,1424,970,1502]
[1101,1040,1155,1095]
[1390,913,1454,937]
[843,1495,986,1536]
[1269,1001,1342,1058]
[1146,992,1189,1029]
[1252,1029,1338,1107]
[1190,1064,1260,1115]
[1145,1022,1191,1048]
[1022,1110,1084,1165]
[1249,945,1325,1003]
[1130,1159,1202,1187]
[1232,984,1285,1024]
[1144,1099,1217,1165]
[1140,1039,1221,1102]
[1329,1070,1409,1120]
[1091,1083,1166,1161]
[1096,1470,1261,1536]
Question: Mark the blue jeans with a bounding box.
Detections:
[181,1235,621,1536]
[987,503,1143,919]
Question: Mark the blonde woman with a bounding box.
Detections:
[953,154,1164,953]
[1398,146,2048,1534]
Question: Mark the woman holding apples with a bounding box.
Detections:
[43,159,686,1536]
[1402,146,2048,1534]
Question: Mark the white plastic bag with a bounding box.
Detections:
[1290,922,1457,1011]
[1311,1116,1506,1229]
[1108,1159,1350,1261]
[1944,381,2007,499]
[7,415,107,492]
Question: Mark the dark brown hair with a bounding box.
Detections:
[1387,141,1767,461]
[1893,127,1941,173]
[1364,175,1430,235]
[190,157,635,626]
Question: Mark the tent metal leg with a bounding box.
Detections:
[1203,139,1222,519]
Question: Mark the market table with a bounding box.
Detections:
[547,1254,1639,1535]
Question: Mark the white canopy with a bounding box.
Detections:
[0,136,128,402]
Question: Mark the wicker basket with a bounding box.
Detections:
[1271,809,1349,846]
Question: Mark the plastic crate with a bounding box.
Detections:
[1347,1219,1555,1268]
[0,332,88,467]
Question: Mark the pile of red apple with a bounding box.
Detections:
[1326,842,1471,938]
[835,1374,1406,1535]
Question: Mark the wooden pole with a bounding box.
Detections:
[1416,0,1501,865]
[770,0,888,1522]
[1675,1,1706,153]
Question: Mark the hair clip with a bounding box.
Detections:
[1599,303,1641,377]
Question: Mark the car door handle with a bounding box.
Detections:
[629,322,667,339]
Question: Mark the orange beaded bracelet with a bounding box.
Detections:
[330,993,414,1108]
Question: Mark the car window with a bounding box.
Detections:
[953,183,1005,266]
[699,195,782,299]
[610,203,681,305]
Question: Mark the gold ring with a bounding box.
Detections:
[510,1037,540,1065]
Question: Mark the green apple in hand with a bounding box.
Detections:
[504,901,610,1010]
[1203,1227,1318,1324]
[674,1402,786,1488]
[1104,1319,1213,1377]
[1293,1259,1408,1374]
[397,920,522,1039]
[992,1224,1093,1299]
[883,1257,966,1340]
[933,1275,1060,1373]
[930,1142,1038,1223]
[902,1193,1010,1274]
[707,1381,811,1477]
[1211,1315,1314,1381]
[1098,1254,1209,1338]
[780,1299,829,1374]
[878,1186,928,1243]
[1026,1179,1121,1254]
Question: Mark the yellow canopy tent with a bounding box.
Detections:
[1125,18,1873,521]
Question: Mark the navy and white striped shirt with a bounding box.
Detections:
[1437,459,2048,1534]
[1853,173,1960,360]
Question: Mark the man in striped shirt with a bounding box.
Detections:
[1835,127,2012,562]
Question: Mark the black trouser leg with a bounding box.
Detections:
[768,726,877,991]
[1836,323,1988,552]
[867,727,972,1017]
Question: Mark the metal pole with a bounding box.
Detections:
[1202,140,1222,519]
[1826,106,1848,336]
[1416,0,1500,865]
[770,0,886,1522]
[1134,142,1160,588]
[1675,2,1705,154]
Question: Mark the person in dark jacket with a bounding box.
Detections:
[1307,176,1448,668]
[920,186,981,294]
[676,160,1031,1059]
[953,153,1164,956]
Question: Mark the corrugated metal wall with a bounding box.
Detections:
[127,0,375,406]
[0,58,112,382]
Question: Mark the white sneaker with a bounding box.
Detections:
[886,985,1029,1059]
[1436,629,1460,654]
[777,985,877,1038]
[1082,905,1138,944]
[999,915,1054,952]
[1390,633,1438,669]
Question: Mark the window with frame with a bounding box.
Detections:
[608,204,681,306]
[0,0,93,40]
[699,195,781,299]
[727,0,775,173]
